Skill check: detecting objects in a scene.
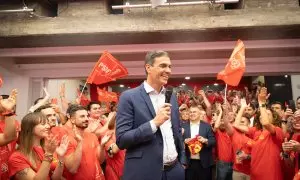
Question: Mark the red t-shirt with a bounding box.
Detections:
[51,125,73,142]
[64,131,105,180]
[231,128,252,175]
[249,126,284,180]
[0,120,20,180]
[215,129,233,163]
[8,146,52,179]
[291,134,300,173]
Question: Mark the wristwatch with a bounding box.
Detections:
[259,103,267,108]
[2,111,16,117]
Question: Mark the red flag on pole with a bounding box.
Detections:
[87,51,128,85]
[217,40,246,86]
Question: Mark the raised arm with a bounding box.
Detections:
[258,87,275,134]
[59,83,70,113]
[97,133,112,164]
[198,90,212,117]
[28,88,50,113]
[0,89,18,146]
[51,135,69,180]
[213,103,222,132]
[232,98,249,134]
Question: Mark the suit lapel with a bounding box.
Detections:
[199,121,204,136]
[139,84,156,118]
[186,121,191,139]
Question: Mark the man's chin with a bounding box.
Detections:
[160,79,168,86]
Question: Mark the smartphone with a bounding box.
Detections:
[287,100,296,112]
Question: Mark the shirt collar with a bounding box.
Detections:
[144,81,165,94]
[190,120,200,125]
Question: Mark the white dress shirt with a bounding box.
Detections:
[144,81,178,164]
[190,121,200,159]
[250,116,255,127]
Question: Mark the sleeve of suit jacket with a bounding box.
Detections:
[116,91,155,150]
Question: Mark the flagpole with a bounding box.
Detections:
[79,81,88,99]
[224,84,228,104]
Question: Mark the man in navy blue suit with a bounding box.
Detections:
[116,50,186,180]
[183,105,216,180]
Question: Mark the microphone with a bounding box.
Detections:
[165,86,173,103]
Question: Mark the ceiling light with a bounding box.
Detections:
[285,75,288,78]
[120,84,124,88]
[274,83,285,87]
[185,76,190,80]
[214,83,218,86]
[181,83,186,86]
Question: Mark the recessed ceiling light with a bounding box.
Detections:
[185,76,190,80]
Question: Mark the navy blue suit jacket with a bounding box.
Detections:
[182,121,216,168]
[116,83,186,180]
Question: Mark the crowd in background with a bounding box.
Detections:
[0,81,299,180]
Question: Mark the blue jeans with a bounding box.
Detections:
[216,160,233,180]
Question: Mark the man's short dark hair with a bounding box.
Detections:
[34,104,52,113]
[249,102,257,110]
[145,50,169,75]
[87,101,101,111]
[0,95,9,99]
[297,96,300,101]
[271,101,283,110]
[66,104,86,118]
[243,113,252,123]
[34,97,44,105]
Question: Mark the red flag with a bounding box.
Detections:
[77,89,90,106]
[97,88,110,102]
[97,87,118,102]
[217,40,246,86]
[187,135,202,155]
[87,51,128,85]
[107,91,118,102]
[0,76,2,87]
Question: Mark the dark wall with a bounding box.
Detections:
[265,75,293,105]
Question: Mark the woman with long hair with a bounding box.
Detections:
[102,111,125,180]
[8,112,69,180]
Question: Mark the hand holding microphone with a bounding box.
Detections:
[153,103,172,127]
[153,86,173,127]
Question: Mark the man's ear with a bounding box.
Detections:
[69,117,75,124]
[145,64,151,74]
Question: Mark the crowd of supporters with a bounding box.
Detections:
[0,81,299,180]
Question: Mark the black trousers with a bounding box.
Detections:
[186,159,212,180]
